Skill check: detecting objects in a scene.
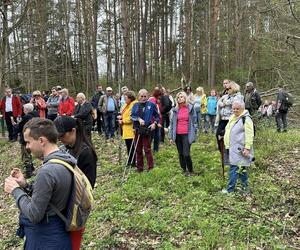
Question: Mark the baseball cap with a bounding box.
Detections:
[121,86,128,92]
[54,116,76,137]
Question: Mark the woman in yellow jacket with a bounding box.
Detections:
[194,87,208,133]
[118,91,138,166]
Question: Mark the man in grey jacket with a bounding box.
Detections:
[4,118,74,249]
[46,87,60,121]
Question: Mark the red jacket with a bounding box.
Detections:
[0,95,22,118]
[58,96,75,116]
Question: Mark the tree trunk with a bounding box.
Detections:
[121,0,133,89]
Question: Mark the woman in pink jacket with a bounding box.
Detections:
[30,90,46,118]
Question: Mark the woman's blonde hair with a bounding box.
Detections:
[61,88,69,96]
[228,81,240,94]
[175,91,188,108]
[196,86,204,95]
[32,90,41,96]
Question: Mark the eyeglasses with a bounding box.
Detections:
[140,95,147,97]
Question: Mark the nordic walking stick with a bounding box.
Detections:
[121,133,140,183]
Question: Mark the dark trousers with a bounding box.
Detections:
[5,112,16,140]
[151,127,161,152]
[135,133,154,170]
[216,120,228,152]
[103,111,115,139]
[207,114,216,133]
[21,144,34,178]
[47,114,57,121]
[125,138,136,166]
[275,111,288,131]
[161,113,170,142]
[175,134,193,173]
[95,110,104,134]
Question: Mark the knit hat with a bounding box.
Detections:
[53,116,76,137]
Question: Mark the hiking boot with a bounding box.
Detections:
[277,128,281,133]
[283,129,287,133]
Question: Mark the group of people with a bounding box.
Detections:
[0,79,293,249]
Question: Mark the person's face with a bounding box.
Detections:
[223,80,230,90]
[232,103,243,117]
[52,89,57,96]
[177,94,186,104]
[210,90,216,96]
[61,91,67,97]
[59,129,76,147]
[125,95,131,104]
[5,89,12,96]
[107,90,112,96]
[97,86,102,92]
[186,88,191,94]
[24,129,44,159]
[139,92,148,103]
[76,96,83,104]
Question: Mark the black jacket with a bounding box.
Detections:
[91,91,104,109]
[65,143,97,188]
[73,102,93,129]
[16,111,39,145]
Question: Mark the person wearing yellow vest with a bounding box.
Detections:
[222,99,254,194]
[118,91,138,166]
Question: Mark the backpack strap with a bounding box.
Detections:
[47,159,74,225]
[49,159,75,173]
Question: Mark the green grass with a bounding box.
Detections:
[0,127,300,249]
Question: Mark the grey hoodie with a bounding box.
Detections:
[12,150,76,224]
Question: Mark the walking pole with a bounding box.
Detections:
[121,133,140,183]
[218,135,225,180]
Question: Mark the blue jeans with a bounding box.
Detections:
[195,109,202,130]
[103,111,115,139]
[227,165,248,193]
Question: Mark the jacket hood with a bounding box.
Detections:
[43,149,77,166]
[240,109,250,118]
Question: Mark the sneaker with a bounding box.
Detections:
[221,189,229,194]
[184,171,191,177]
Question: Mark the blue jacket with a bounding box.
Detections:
[131,101,160,129]
[207,96,217,115]
[169,104,197,144]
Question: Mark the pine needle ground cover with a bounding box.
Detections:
[0,128,299,249]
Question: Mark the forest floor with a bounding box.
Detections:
[0,122,300,249]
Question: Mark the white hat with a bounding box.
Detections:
[106,87,113,91]
[121,86,128,92]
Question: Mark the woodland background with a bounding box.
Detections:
[1,0,300,96]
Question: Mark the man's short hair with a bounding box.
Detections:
[23,118,58,144]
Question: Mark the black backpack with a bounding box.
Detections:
[161,95,172,114]
[280,92,293,111]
